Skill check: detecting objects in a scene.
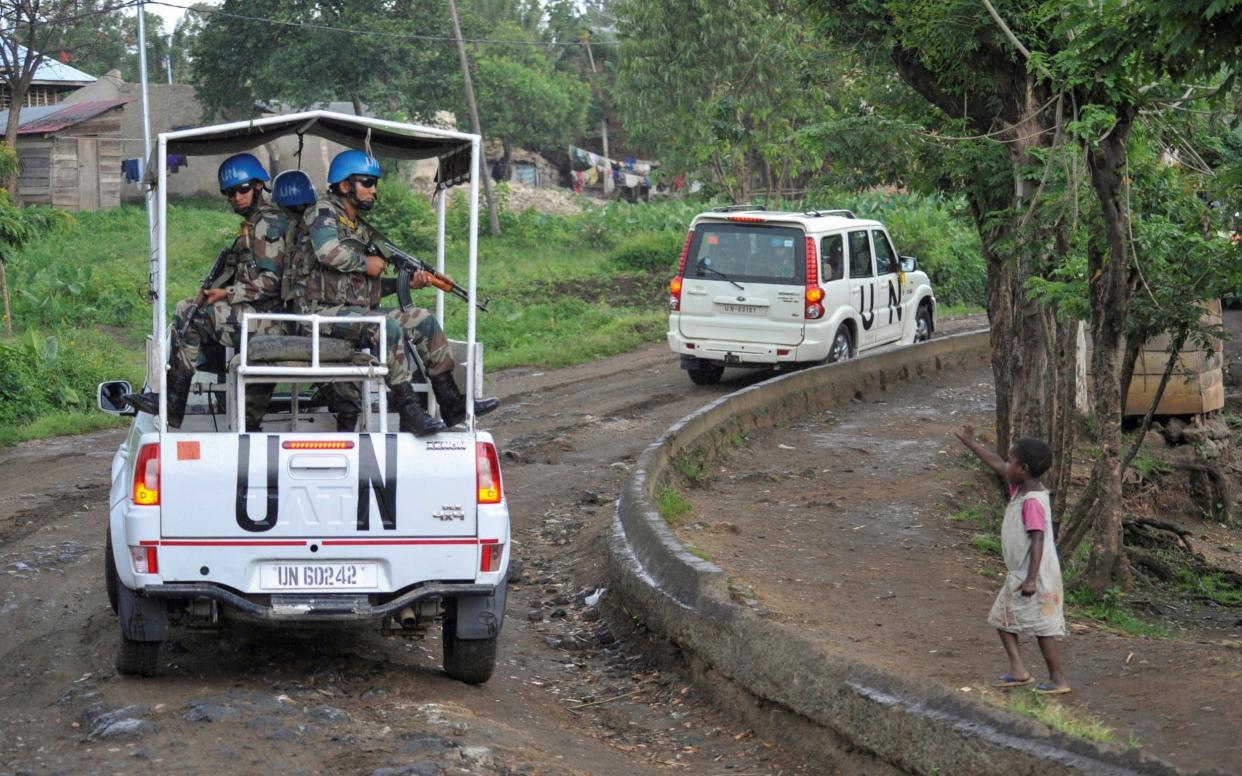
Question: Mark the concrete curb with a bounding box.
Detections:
[608,332,1199,775]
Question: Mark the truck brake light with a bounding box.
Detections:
[133,443,160,505]
[476,442,503,504]
[481,542,504,572]
[130,545,158,574]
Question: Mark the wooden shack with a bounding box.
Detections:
[4,99,127,211]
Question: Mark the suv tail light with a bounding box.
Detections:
[669,229,694,311]
[804,236,824,320]
[133,443,160,505]
[476,441,503,504]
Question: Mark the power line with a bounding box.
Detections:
[145,0,622,47]
[0,1,144,40]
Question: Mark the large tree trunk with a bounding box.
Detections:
[1078,108,1137,592]
[3,76,30,194]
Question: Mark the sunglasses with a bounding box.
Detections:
[351,176,378,189]
[221,182,256,197]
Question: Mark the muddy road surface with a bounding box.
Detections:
[0,316,985,776]
[0,316,979,776]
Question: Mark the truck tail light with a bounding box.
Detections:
[804,236,824,320]
[480,542,504,572]
[130,545,158,574]
[670,229,693,311]
[132,443,160,505]
[476,441,503,504]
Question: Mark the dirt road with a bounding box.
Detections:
[0,315,983,776]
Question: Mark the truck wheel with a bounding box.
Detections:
[828,327,853,363]
[687,361,724,385]
[442,627,498,685]
[105,527,119,615]
[914,305,933,343]
[116,633,161,677]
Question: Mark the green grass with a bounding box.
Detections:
[1174,568,1242,606]
[1065,587,1177,640]
[970,534,1002,554]
[1003,690,1115,744]
[937,302,986,318]
[656,487,692,526]
[674,446,709,486]
[0,411,129,447]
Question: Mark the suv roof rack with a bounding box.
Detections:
[712,203,766,213]
[803,209,855,219]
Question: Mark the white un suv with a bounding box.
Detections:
[667,206,937,384]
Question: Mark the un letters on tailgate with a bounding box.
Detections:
[159,434,477,539]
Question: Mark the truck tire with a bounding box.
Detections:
[105,527,119,615]
[116,633,161,677]
[687,361,724,385]
[441,599,498,684]
[914,304,933,343]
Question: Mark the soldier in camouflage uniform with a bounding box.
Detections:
[286,149,499,434]
[126,153,289,429]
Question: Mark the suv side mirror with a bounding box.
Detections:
[900,256,918,273]
[97,380,136,415]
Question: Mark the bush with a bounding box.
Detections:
[608,231,685,273]
[366,179,438,255]
[0,329,134,427]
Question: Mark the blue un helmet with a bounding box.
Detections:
[272,170,317,209]
[217,153,270,193]
[327,149,382,185]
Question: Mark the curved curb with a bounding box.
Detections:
[608,332,1198,776]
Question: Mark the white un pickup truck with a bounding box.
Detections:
[96,112,508,684]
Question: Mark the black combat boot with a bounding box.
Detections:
[430,372,500,428]
[122,358,194,428]
[390,382,446,436]
[336,411,358,432]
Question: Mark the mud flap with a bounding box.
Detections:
[117,584,169,642]
[454,575,508,640]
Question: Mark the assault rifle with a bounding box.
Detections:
[368,240,490,314]
[176,247,232,341]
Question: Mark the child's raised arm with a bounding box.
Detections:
[954,424,1009,479]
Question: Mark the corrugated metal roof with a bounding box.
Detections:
[0,99,129,135]
[8,43,97,83]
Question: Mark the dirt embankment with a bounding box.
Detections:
[671,310,1242,773]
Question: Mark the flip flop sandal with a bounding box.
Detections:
[1034,683,1072,695]
[992,674,1035,688]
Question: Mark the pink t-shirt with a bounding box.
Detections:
[1009,485,1048,532]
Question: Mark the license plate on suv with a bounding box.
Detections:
[721,303,761,314]
[260,561,379,591]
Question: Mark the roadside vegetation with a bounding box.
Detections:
[1,183,985,445]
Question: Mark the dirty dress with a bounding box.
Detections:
[987,488,1066,637]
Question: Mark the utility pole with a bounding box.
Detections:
[584,36,611,194]
[446,0,501,236]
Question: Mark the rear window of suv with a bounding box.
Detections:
[684,222,805,286]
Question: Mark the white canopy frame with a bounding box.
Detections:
[148,110,482,434]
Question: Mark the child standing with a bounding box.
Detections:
[955,425,1070,694]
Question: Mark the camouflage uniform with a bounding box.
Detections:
[289,192,454,390]
[172,201,290,372]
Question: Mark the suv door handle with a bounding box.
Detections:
[686,289,707,296]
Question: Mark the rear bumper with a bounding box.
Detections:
[667,330,826,365]
[139,581,496,624]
